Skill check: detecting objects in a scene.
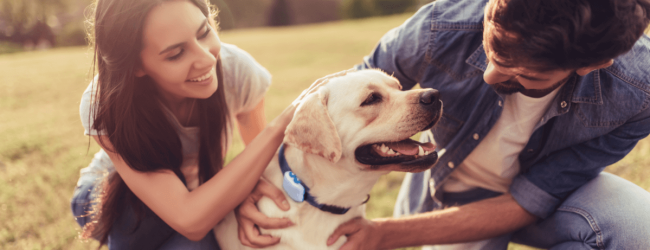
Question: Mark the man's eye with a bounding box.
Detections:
[361,93,382,106]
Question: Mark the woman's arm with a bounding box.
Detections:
[96,72,336,241]
[236,98,267,145]
[94,104,293,241]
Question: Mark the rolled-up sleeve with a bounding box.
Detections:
[510,107,650,219]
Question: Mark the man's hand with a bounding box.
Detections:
[236,178,294,248]
[327,217,382,250]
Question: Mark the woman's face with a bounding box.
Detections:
[137,0,220,104]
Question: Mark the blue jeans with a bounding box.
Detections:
[397,172,650,249]
[70,177,220,250]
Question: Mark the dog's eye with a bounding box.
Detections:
[361,93,382,106]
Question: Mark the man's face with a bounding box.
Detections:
[482,0,573,98]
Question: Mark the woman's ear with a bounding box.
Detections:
[576,59,614,76]
[135,67,146,77]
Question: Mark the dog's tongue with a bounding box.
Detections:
[385,140,436,155]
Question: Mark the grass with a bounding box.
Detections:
[1,13,649,250]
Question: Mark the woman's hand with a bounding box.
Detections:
[235,68,357,247]
[272,69,358,128]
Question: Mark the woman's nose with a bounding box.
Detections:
[193,43,217,70]
[483,63,514,85]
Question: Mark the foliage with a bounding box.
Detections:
[0,41,22,54]
[0,0,92,46]
[374,0,417,16]
[210,0,269,29]
[267,0,292,26]
[342,0,376,19]
[55,19,87,47]
[341,0,420,19]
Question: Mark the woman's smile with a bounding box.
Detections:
[187,67,215,85]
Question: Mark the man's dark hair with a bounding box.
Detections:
[487,0,650,70]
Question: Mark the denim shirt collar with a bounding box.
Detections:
[464,44,604,120]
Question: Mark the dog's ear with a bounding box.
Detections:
[284,88,342,163]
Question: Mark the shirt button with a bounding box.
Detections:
[541,117,546,123]
[498,100,503,107]
[560,101,567,108]
[447,162,455,168]
[527,149,534,153]
[473,133,479,140]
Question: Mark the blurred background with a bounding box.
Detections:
[1,0,649,249]
[0,0,433,53]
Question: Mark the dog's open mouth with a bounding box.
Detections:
[355,136,438,166]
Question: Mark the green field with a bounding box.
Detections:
[1,13,649,250]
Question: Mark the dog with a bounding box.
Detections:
[214,69,443,249]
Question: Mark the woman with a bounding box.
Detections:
[70,0,331,248]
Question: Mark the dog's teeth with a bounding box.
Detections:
[418,145,424,156]
[388,149,396,155]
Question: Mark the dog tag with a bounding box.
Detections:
[283,171,305,202]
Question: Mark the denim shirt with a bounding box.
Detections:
[357,0,650,219]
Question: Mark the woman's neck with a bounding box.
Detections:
[158,91,197,127]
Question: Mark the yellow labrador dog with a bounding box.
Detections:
[214,69,442,249]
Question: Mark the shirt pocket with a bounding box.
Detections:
[431,112,464,147]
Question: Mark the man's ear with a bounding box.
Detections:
[576,59,614,76]
[284,88,342,163]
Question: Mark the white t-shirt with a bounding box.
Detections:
[78,43,271,191]
[443,88,560,193]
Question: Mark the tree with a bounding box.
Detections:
[0,0,79,45]
[268,0,292,26]
[343,0,374,19]
[374,0,416,16]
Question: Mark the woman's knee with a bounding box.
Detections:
[70,182,97,228]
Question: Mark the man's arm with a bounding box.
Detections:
[355,4,435,91]
[328,193,537,250]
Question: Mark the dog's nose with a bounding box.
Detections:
[419,89,440,105]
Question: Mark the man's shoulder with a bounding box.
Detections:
[604,34,650,94]
[430,0,487,30]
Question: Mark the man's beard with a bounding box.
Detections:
[489,73,574,98]
[490,80,526,95]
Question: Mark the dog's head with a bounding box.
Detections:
[284,69,442,172]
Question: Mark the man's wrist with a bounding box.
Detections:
[372,217,402,249]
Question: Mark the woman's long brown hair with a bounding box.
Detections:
[82,0,228,246]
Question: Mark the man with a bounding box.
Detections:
[237,0,650,249]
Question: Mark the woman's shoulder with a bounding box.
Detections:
[220,43,270,78]
[79,76,104,136]
[219,43,272,114]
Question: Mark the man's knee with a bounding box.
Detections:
[538,173,650,249]
[561,172,650,249]
[514,173,650,249]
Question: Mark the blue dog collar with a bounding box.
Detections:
[279,144,352,215]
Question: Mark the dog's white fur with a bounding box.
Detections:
[214,69,439,249]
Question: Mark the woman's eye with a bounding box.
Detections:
[167,49,184,61]
[199,26,212,39]
[361,93,381,106]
